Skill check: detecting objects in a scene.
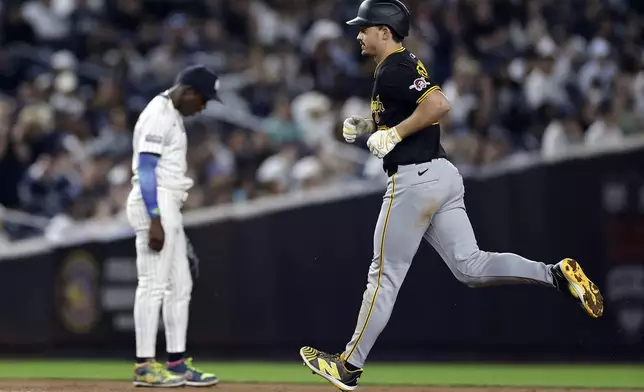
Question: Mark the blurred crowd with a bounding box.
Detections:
[1,0,644,240]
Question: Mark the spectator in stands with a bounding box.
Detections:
[442,56,480,131]
[94,162,129,218]
[21,0,70,48]
[2,4,36,46]
[291,155,324,191]
[585,100,625,148]
[85,106,131,158]
[291,91,338,148]
[18,148,82,217]
[523,38,568,110]
[541,108,584,158]
[578,38,618,96]
[256,144,299,196]
[0,0,643,241]
[263,94,303,146]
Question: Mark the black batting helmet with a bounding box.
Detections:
[346,0,411,38]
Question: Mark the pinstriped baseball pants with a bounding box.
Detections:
[126,187,192,359]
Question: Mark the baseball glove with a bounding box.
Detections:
[185,233,199,281]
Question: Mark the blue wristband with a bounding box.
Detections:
[139,153,160,218]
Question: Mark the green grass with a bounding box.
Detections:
[0,361,642,388]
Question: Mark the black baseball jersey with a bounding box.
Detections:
[370,47,446,170]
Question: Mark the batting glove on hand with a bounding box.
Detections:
[343,115,375,143]
[367,127,402,159]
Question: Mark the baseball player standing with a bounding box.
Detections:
[127,65,220,388]
[299,1,604,390]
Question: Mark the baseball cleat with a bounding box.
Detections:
[134,361,186,387]
[299,346,363,391]
[167,357,219,387]
[552,258,604,318]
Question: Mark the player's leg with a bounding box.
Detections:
[300,165,442,390]
[164,229,219,386]
[424,201,554,287]
[163,227,192,360]
[131,228,186,387]
[127,193,186,387]
[423,159,603,317]
[341,184,423,368]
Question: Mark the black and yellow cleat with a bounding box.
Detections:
[299,346,363,391]
[552,258,604,318]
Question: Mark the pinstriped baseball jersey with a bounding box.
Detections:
[131,92,194,193]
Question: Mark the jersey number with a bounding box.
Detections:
[416,60,428,78]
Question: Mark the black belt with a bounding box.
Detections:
[384,159,441,177]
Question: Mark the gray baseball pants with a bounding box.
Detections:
[342,158,555,368]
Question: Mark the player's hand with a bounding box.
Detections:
[366,127,402,159]
[343,115,375,143]
[148,217,165,252]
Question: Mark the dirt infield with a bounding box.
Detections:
[0,380,637,392]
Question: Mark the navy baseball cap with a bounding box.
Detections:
[177,65,221,102]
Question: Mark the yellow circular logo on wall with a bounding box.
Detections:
[56,250,101,334]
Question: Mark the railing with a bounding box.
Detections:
[0,206,51,230]
[2,132,644,259]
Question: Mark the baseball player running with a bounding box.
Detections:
[299,1,604,390]
[127,65,220,387]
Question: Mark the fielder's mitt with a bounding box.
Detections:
[186,233,199,280]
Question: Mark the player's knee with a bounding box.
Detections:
[452,249,486,288]
[453,248,480,268]
[150,282,169,299]
[176,282,192,300]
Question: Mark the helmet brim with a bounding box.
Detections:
[346,16,373,26]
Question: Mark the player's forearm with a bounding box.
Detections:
[395,91,450,139]
[138,152,161,218]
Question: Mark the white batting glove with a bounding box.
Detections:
[343,115,375,143]
[366,127,402,159]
